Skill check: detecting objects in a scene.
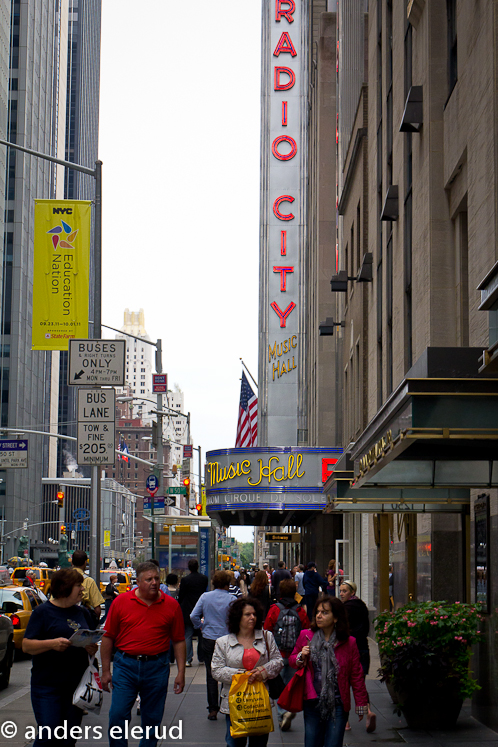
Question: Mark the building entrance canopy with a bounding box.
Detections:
[206,447,342,527]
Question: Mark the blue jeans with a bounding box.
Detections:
[109,650,170,747]
[303,700,348,747]
[184,620,204,663]
[31,684,84,747]
[277,658,294,718]
[225,715,270,747]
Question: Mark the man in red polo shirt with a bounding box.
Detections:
[101,561,186,747]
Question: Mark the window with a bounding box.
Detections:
[447,0,457,96]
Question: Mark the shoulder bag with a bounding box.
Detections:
[264,631,286,699]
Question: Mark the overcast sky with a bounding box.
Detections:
[99,1,262,543]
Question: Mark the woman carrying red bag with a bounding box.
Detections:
[289,596,368,747]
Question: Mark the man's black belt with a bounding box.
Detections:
[117,649,168,662]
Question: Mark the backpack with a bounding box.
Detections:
[273,602,302,653]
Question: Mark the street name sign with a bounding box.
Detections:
[77,388,116,466]
[0,439,28,468]
[168,486,187,495]
[69,339,126,386]
[265,532,301,542]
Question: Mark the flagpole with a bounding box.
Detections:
[240,358,258,389]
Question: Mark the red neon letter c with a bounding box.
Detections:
[273,195,295,221]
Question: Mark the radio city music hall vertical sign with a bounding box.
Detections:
[259,0,308,446]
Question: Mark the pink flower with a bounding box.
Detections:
[455,636,463,641]
[407,622,416,627]
[430,621,438,625]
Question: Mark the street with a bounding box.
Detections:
[0,645,496,747]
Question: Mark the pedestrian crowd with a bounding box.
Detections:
[21,552,375,747]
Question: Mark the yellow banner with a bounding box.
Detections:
[32,200,91,350]
[104,530,111,548]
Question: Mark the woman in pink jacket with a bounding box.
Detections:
[289,596,368,747]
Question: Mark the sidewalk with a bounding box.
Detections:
[2,644,498,746]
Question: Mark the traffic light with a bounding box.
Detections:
[183,477,190,503]
[60,524,66,535]
[195,503,202,514]
[57,491,64,508]
[151,420,158,448]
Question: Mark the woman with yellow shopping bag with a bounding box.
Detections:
[212,597,284,747]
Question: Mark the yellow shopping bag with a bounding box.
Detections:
[229,672,274,737]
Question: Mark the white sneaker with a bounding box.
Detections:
[185,661,192,667]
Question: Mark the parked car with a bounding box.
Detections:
[0,583,44,653]
[0,569,18,687]
[10,566,54,596]
[99,570,132,595]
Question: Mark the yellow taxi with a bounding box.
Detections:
[0,568,44,652]
[99,570,132,596]
[11,567,54,597]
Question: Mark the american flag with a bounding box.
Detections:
[235,372,258,447]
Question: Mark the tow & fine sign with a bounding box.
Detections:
[77,389,116,465]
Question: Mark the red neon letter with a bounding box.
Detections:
[270,301,296,328]
[274,67,296,91]
[282,101,288,126]
[273,195,295,221]
[322,458,338,483]
[281,230,287,255]
[273,266,294,291]
[273,32,297,57]
[276,0,295,22]
[272,135,297,161]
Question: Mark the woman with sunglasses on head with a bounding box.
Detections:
[289,596,368,747]
[339,580,376,733]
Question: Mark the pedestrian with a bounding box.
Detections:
[178,558,208,667]
[271,561,291,601]
[71,550,105,628]
[326,560,339,596]
[289,596,368,747]
[248,570,271,618]
[22,568,99,747]
[101,573,119,625]
[23,569,37,588]
[212,597,284,747]
[294,564,306,596]
[101,561,186,747]
[303,562,327,616]
[227,570,243,598]
[166,573,179,599]
[263,578,310,731]
[339,580,376,733]
[262,563,271,585]
[190,570,236,721]
[238,568,248,596]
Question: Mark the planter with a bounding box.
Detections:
[395,690,463,730]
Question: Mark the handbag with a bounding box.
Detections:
[72,656,103,714]
[229,672,274,737]
[264,631,286,699]
[277,666,306,713]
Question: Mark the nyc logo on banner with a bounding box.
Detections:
[32,200,91,351]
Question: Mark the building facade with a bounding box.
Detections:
[0,1,101,560]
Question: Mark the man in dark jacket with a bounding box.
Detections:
[302,561,328,616]
[178,559,208,666]
[271,560,291,600]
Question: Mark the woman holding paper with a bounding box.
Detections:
[23,568,98,747]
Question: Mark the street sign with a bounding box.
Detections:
[265,532,301,542]
[167,486,187,495]
[0,439,28,468]
[77,388,116,465]
[146,475,159,497]
[152,374,167,393]
[182,457,190,477]
[143,496,174,515]
[68,339,126,386]
[183,444,193,459]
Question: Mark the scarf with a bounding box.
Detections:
[310,629,340,720]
